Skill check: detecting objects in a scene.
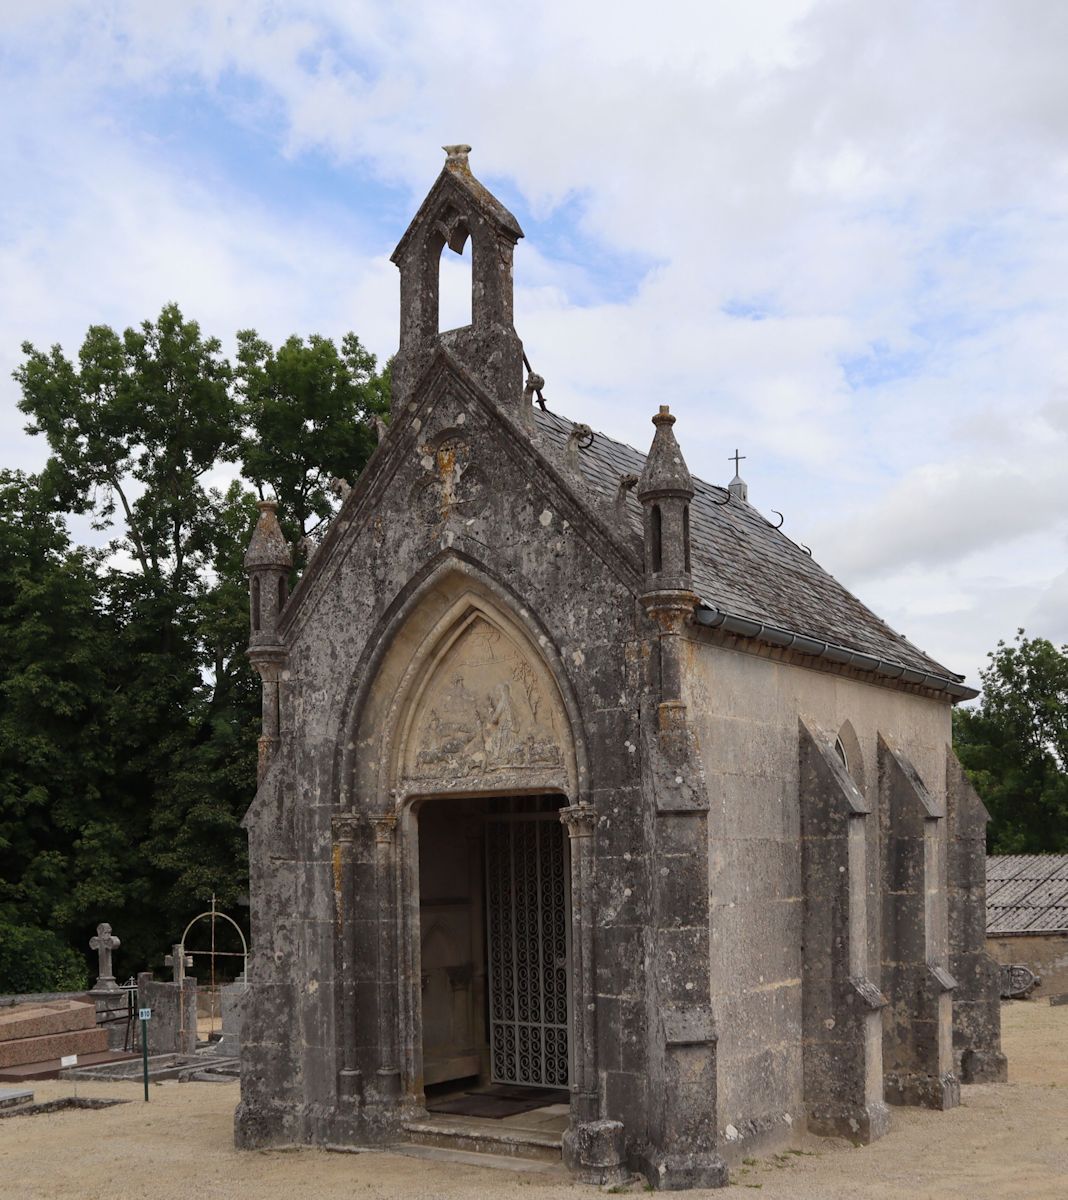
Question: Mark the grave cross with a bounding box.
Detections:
[164,944,193,984]
[89,922,120,987]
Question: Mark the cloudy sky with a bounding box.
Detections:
[2,1,1066,690]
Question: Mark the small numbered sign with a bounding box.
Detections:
[138,1008,152,1021]
[60,1054,78,1068]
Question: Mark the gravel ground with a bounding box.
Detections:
[2,1001,1065,1199]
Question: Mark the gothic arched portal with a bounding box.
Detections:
[338,561,591,1108]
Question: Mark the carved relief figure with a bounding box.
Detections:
[405,616,565,781]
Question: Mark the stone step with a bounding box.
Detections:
[403,1118,563,1164]
[0,1000,96,1043]
[0,1026,108,1070]
[390,1141,567,1175]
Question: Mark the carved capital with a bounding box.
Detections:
[331,812,362,843]
[369,812,398,844]
[560,804,598,838]
[247,644,287,678]
[641,588,698,632]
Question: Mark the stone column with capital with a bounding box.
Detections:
[560,803,628,1187]
[332,812,364,1106]
[370,812,401,1103]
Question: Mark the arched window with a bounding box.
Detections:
[251,576,261,633]
[278,574,288,615]
[651,504,663,573]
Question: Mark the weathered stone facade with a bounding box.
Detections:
[236,147,1004,1186]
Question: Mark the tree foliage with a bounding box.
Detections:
[4,306,388,983]
[237,330,388,542]
[954,630,1068,853]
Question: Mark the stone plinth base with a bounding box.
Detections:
[885,1070,961,1110]
[960,1048,1008,1084]
[235,1095,416,1153]
[807,1099,891,1144]
[637,1149,729,1191]
[562,1119,628,1186]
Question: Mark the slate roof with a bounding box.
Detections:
[533,407,967,689]
[987,855,1068,934]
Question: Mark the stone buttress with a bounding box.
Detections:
[798,720,889,1142]
[879,735,960,1110]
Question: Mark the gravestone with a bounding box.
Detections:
[136,972,197,1057]
[212,974,246,1059]
[88,922,128,1050]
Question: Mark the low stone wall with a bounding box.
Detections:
[987,934,1068,998]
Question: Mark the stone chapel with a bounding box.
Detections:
[235,146,1006,1188]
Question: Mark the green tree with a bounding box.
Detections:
[954,630,1068,853]
[0,471,139,971]
[236,330,388,544]
[16,303,239,592]
[8,306,389,979]
[15,306,251,966]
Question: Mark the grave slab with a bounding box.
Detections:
[0,1000,95,1042]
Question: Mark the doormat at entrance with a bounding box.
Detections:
[426,1084,568,1119]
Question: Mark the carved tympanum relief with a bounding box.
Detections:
[403,615,566,783]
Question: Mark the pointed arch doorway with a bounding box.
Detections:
[345,565,590,1112]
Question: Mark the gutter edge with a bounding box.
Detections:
[693,604,980,702]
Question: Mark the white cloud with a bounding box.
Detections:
[2,0,1067,687]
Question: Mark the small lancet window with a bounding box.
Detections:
[651,505,663,573]
[251,576,261,633]
[683,504,691,573]
[834,736,848,771]
[278,574,287,615]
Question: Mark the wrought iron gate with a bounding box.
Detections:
[484,800,570,1088]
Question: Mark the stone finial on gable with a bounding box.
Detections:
[443,143,472,166]
[390,146,525,414]
[245,500,292,652]
[637,407,694,503]
[637,407,695,596]
[244,500,291,572]
[244,500,291,782]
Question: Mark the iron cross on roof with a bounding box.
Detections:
[729,449,746,476]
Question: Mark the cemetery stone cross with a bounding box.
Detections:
[89,922,120,989]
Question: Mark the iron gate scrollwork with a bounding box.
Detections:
[484,798,569,1088]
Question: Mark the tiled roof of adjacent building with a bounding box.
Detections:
[986,855,1068,934]
[534,408,970,692]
